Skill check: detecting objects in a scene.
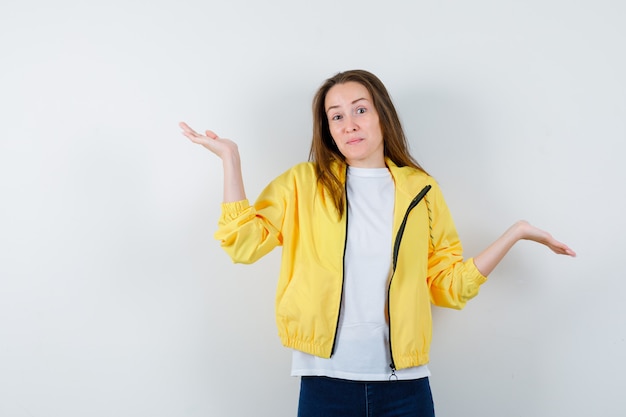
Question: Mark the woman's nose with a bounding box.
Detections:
[344,117,358,132]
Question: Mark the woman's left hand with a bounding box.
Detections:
[512,220,577,257]
[474,220,576,276]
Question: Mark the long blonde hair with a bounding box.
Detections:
[309,70,427,216]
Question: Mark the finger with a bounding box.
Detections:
[179,121,202,137]
[561,246,577,257]
[179,121,193,132]
[553,243,576,257]
[181,131,204,144]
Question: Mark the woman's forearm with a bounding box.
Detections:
[473,222,524,276]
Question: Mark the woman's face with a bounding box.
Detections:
[324,82,385,168]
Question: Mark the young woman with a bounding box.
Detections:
[180,70,575,417]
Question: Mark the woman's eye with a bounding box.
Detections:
[332,114,342,121]
[356,107,366,114]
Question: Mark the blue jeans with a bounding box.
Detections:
[297,376,435,417]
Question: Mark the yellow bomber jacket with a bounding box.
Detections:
[215,159,487,370]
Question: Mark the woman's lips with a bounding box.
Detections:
[346,138,364,145]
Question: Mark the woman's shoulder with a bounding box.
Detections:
[278,161,317,178]
[267,161,318,187]
[389,163,433,182]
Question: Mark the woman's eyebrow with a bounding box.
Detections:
[326,98,368,113]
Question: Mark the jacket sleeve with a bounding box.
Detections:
[426,183,487,309]
[213,171,291,264]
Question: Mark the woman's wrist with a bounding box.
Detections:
[508,220,530,242]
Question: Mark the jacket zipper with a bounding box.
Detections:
[330,178,350,357]
[387,184,432,376]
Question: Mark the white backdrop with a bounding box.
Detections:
[1,0,625,416]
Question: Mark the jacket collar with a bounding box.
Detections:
[329,157,431,198]
[385,158,431,199]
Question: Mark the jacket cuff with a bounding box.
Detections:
[220,199,251,222]
[468,257,489,284]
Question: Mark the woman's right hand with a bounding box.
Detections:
[179,121,247,202]
[179,121,239,160]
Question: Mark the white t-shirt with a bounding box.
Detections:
[291,166,430,381]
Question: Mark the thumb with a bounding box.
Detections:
[205,130,219,140]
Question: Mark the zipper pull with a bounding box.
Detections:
[389,364,398,381]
